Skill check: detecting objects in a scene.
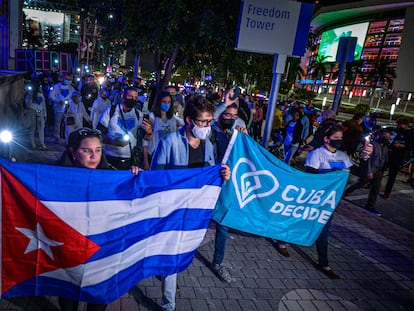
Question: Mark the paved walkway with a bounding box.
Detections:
[1,132,413,310]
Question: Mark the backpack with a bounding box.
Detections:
[97,105,145,167]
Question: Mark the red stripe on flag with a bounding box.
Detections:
[1,167,100,294]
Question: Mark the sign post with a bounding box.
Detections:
[261,54,286,148]
[332,37,357,113]
[235,0,314,147]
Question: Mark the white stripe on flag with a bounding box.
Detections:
[42,228,207,287]
[42,186,220,235]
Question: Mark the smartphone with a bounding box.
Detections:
[230,86,241,100]
[143,113,149,121]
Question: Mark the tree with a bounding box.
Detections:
[308,55,330,81]
[111,0,242,98]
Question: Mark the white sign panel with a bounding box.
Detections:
[235,0,313,56]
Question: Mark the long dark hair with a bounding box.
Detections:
[152,91,174,119]
[58,128,110,169]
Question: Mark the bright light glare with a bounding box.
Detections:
[98,77,105,85]
[0,130,13,143]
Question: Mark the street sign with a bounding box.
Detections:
[235,0,314,57]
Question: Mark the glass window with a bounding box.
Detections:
[368,21,387,34]
[387,19,405,32]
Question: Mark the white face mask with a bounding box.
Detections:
[191,121,211,140]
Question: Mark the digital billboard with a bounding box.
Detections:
[317,22,369,63]
[23,8,65,46]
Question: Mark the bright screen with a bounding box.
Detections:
[23,8,65,45]
[318,22,369,63]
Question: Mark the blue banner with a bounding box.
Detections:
[213,132,349,246]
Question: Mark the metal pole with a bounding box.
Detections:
[133,54,140,85]
[261,54,286,148]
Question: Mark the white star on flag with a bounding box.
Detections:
[16,223,64,260]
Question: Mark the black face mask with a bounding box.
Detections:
[221,118,235,129]
[125,98,137,108]
[329,139,343,149]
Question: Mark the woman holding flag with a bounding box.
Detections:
[304,124,354,279]
[57,127,139,311]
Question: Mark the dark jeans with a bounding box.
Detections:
[366,169,383,209]
[384,162,400,195]
[316,214,333,267]
[213,222,229,265]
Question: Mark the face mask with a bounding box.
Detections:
[125,98,137,108]
[191,121,211,140]
[221,118,235,129]
[63,80,71,86]
[329,139,343,149]
[160,103,171,112]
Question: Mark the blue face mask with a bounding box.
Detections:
[63,80,71,86]
[160,103,171,112]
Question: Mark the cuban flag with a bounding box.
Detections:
[213,131,349,247]
[0,158,222,304]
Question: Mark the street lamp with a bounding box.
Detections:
[389,104,395,122]
[322,96,327,110]
[396,97,401,106]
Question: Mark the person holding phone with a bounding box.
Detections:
[98,87,153,170]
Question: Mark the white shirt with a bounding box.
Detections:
[49,82,75,113]
[145,112,184,155]
[305,146,354,173]
[90,97,111,129]
[66,100,91,128]
[99,104,142,158]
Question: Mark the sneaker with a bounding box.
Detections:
[213,263,232,283]
[38,144,47,151]
[363,207,381,217]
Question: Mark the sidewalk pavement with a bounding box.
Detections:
[2,135,414,311]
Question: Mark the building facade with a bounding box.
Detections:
[307,0,414,97]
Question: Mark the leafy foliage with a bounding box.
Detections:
[99,0,276,95]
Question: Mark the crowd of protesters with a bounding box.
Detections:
[19,71,414,310]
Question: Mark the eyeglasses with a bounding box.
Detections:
[77,128,102,137]
[194,119,213,126]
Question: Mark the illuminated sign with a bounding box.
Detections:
[15,49,78,73]
[23,8,65,45]
[318,22,369,63]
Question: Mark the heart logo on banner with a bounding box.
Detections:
[232,158,279,209]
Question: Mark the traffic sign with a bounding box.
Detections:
[235,0,314,57]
